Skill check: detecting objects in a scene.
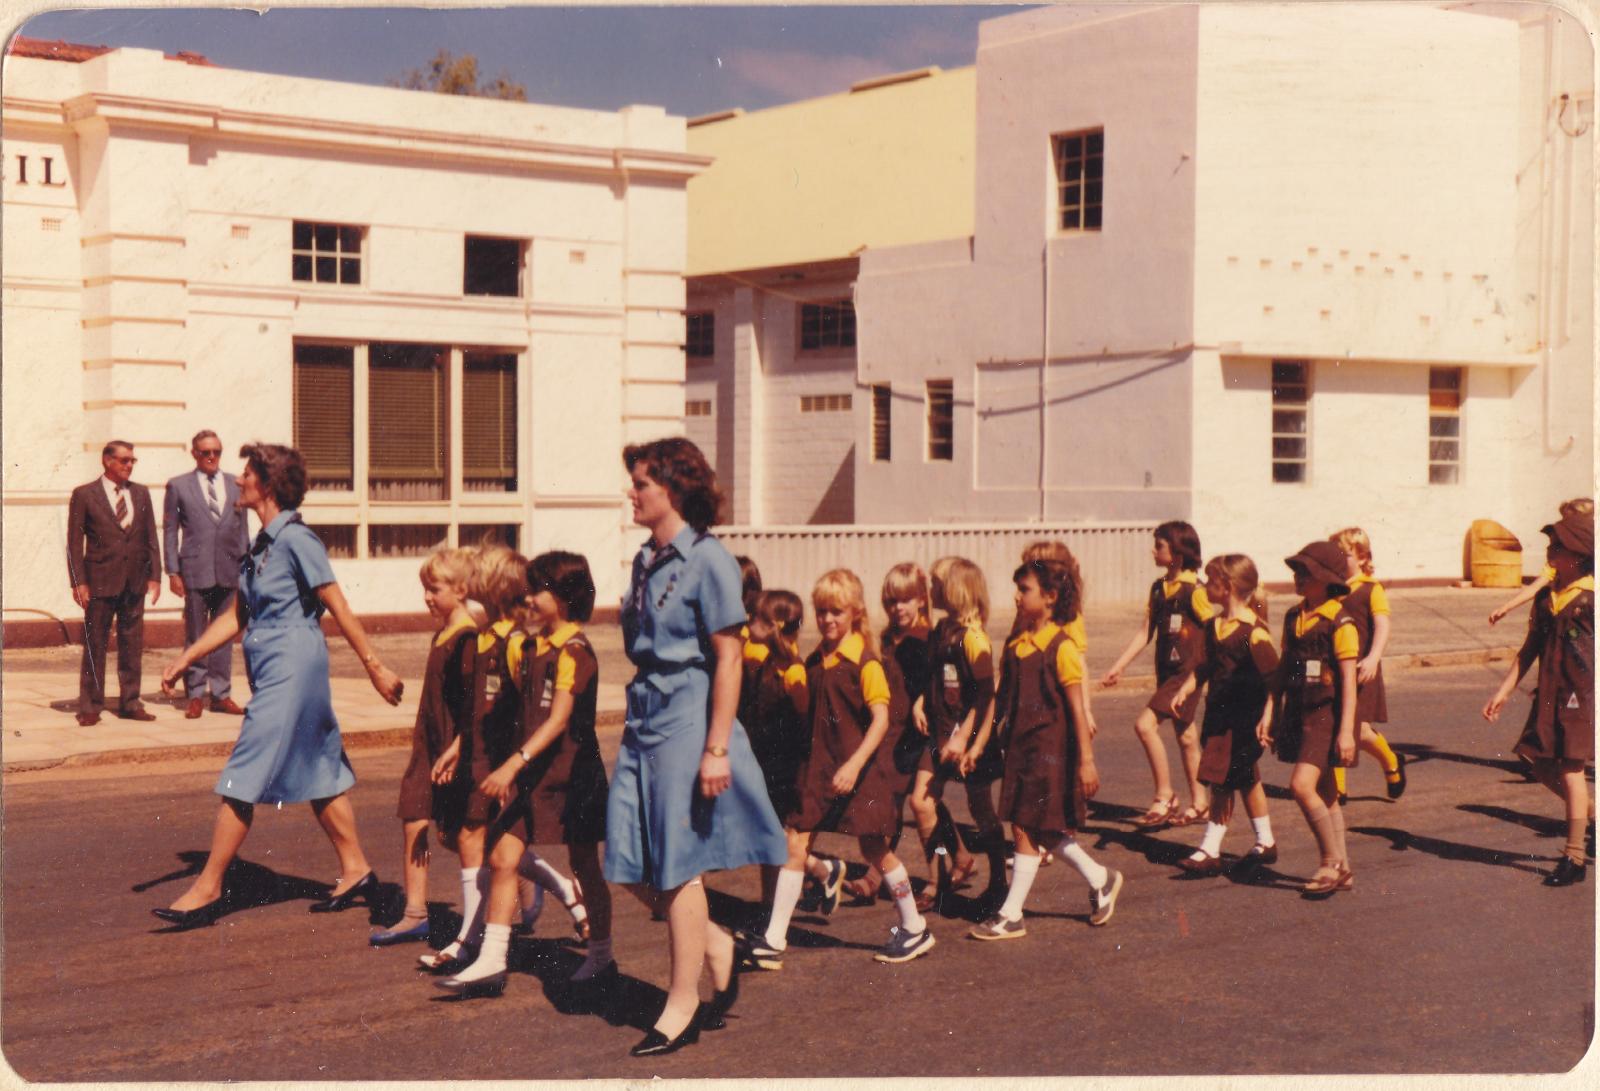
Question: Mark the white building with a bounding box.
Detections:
[2,39,704,634]
[687,3,1594,586]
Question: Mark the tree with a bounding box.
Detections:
[392,50,527,102]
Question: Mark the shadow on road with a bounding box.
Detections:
[1458,803,1565,838]
[136,850,392,930]
[1349,825,1551,877]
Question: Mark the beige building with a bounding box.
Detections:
[3,39,705,629]
[686,3,1594,585]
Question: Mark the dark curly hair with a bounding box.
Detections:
[1014,557,1082,625]
[1154,519,1203,572]
[239,443,307,511]
[527,550,596,624]
[623,436,723,532]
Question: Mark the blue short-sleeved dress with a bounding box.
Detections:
[603,525,788,891]
[215,510,356,805]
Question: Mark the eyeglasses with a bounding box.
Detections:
[110,456,137,465]
[195,448,223,457]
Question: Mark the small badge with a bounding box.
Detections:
[1304,659,1322,682]
[1169,646,1182,663]
[1567,693,1581,710]
[1168,614,1183,634]
[943,663,958,686]
[485,675,502,696]
[541,678,555,709]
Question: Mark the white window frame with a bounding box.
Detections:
[1271,360,1310,484]
[1428,366,1463,485]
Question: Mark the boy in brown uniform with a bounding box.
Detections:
[1484,509,1595,887]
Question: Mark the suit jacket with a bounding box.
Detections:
[67,478,160,598]
[163,470,249,589]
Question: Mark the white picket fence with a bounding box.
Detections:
[716,522,1160,607]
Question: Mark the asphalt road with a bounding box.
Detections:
[2,662,1592,1081]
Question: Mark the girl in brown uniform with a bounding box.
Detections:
[738,590,811,905]
[970,558,1120,940]
[371,547,478,946]
[1100,521,1212,828]
[1329,528,1406,804]
[439,551,614,994]
[1484,510,1595,886]
[740,569,937,967]
[1169,555,1280,876]
[1269,541,1360,897]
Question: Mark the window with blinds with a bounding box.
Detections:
[369,524,449,558]
[800,300,856,351]
[369,343,448,501]
[460,523,520,551]
[463,352,517,492]
[871,384,892,461]
[293,343,354,490]
[926,379,954,461]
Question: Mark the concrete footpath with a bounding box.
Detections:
[0,586,1528,773]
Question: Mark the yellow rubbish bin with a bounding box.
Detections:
[1468,519,1523,588]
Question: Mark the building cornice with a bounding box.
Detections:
[43,92,711,181]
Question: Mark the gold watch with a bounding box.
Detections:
[705,744,728,758]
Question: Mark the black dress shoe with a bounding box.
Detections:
[118,708,157,722]
[309,871,379,913]
[152,898,223,930]
[1386,752,1408,800]
[435,970,507,997]
[698,968,740,1031]
[1177,854,1225,877]
[1544,856,1587,887]
[630,1019,700,1058]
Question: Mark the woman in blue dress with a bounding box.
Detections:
[154,443,403,928]
[607,437,788,1057]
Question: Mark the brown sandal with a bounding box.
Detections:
[946,854,980,890]
[1301,863,1353,898]
[1132,796,1180,828]
[1169,806,1205,828]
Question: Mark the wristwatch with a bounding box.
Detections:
[704,744,728,758]
[518,746,534,763]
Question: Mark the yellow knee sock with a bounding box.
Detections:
[1370,732,1400,778]
[1333,766,1347,796]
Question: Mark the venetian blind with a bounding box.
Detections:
[293,344,354,484]
[369,343,447,481]
[463,353,517,486]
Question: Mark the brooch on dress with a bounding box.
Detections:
[656,572,680,610]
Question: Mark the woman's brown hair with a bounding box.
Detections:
[623,437,724,532]
[239,443,307,511]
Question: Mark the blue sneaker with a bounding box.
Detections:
[369,917,430,946]
[873,925,935,963]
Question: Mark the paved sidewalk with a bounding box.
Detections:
[1,586,1527,772]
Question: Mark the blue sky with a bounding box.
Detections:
[12,6,1020,117]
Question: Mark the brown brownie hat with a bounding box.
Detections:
[1284,540,1352,596]
[1542,509,1594,560]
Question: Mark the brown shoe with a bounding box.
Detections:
[210,697,246,715]
[118,708,158,722]
[185,698,205,719]
[76,711,101,727]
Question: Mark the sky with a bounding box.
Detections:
[9,5,1022,117]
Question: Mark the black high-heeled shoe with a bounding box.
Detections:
[151,898,223,930]
[309,871,379,913]
[698,968,740,1031]
[434,970,507,997]
[629,1018,700,1058]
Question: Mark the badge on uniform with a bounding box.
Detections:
[943,663,959,685]
[1304,659,1322,683]
[541,677,555,709]
[1567,692,1581,710]
[1168,614,1183,634]
[1169,646,1182,663]
[485,675,502,696]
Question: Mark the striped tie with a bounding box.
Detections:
[205,473,221,519]
[114,486,129,528]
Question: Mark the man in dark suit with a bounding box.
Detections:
[68,440,162,725]
[163,429,250,719]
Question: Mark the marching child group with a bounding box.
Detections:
[366,503,1595,998]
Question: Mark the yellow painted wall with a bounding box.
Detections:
[686,67,976,276]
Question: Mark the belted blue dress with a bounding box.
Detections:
[603,525,787,890]
[215,510,355,805]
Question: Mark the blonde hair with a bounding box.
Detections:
[812,568,877,656]
[1560,497,1595,518]
[420,546,474,589]
[471,545,530,620]
[939,557,989,627]
[1022,540,1070,565]
[1329,527,1374,577]
[881,562,931,625]
[1204,554,1269,624]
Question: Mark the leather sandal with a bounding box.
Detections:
[946,854,980,890]
[1132,796,1180,828]
[1169,806,1205,828]
[1301,863,1352,898]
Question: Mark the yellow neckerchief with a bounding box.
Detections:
[1214,606,1261,642]
[821,629,867,669]
[433,617,476,647]
[1551,574,1595,617]
[1293,597,1343,639]
[1009,620,1061,658]
[534,619,581,657]
[1162,570,1198,599]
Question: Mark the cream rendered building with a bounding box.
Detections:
[2,41,704,630]
[689,3,1594,585]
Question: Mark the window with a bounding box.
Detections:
[306,524,356,559]
[1052,129,1104,232]
[369,525,449,559]
[369,343,448,501]
[871,384,891,462]
[686,399,713,417]
[926,379,954,461]
[464,235,523,297]
[800,300,856,351]
[460,523,520,551]
[686,312,714,360]
[292,221,363,285]
[293,343,354,491]
[1428,367,1463,485]
[1271,360,1310,483]
[463,352,517,493]
[800,393,852,413]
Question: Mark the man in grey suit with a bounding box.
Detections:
[163,430,250,719]
[67,440,162,726]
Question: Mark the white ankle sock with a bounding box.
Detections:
[455,866,489,946]
[764,868,803,949]
[519,850,578,906]
[1057,835,1108,889]
[1198,821,1227,859]
[1251,815,1275,847]
[998,853,1040,921]
[571,936,614,981]
[884,864,926,934]
[455,922,510,981]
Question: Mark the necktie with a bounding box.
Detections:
[251,529,272,556]
[205,473,221,519]
[114,486,129,528]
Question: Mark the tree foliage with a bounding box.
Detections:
[392,50,527,102]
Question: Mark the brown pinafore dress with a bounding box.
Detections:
[1147,575,1208,725]
[1274,603,1356,769]
[1513,582,1595,763]
[790,636,900,837]
[1341,578,1389,724]
[925,617,999,780]
[460,622,522,823]
[882,622,933,788]
[997,624,1087,833]
[1195,617,1279,790]
[396,623,476,826]
[737,640,811,822]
